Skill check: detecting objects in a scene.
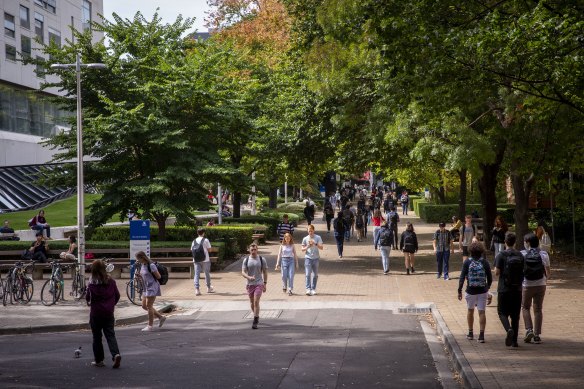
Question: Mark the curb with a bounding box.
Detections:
[0,304,175,336]
[431,304,482,389]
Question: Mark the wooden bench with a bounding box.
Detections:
[252,226,268,244]
[472,218,484,241]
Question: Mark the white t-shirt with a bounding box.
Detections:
[191,237,212,263]
[521,249,550,287]
[302,234,323,259]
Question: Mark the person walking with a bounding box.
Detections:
[494,232,524,348]
[433,222,454,280]
[136,251,166,332]
[86,259,122,368]
[275,233,298,296]
[277,214,295,241]
[457,242,493,343]
[303,200,315,226]
[191,228,214,296]
[333,211,346,258]
[342,204,354,241]
[242,243,268,329]
[386,206,400,249]
[323,202,335,234]
[521,232,551,344]
[400,222,419,274]
[371,209,385,250]
[355,208,365,242]
[375,222,393,275]
[459,215,477,261]
[491,216,508,258]
[302,225,324,296]
[399,192,409,215]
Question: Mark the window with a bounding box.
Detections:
[6,44,17,61]
[35,55,45,78]
[34,0,56,14]
[34,13,43,43]
[4,13,15,38]
[48,28,60,47]
[82,1,92,31]
[21,35,31,58]
[20,6,30,29]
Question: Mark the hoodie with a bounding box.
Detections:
[86,278,120,318]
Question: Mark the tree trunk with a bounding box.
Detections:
[458,169,467,220]
[233,191,241,218]
[429,185,446,204]
[153,212,168,241]
[269,187,278,209]
[478,144,506,244]
[511,171,535,245]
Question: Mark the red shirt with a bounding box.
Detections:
[372,216,385,226]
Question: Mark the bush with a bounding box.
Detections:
[416,203,515,224]
[259,211,300,226]
[408,195,422,211]
[222,215,279,238]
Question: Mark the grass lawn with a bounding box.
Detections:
[2,194,120,230]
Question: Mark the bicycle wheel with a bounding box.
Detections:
[41,279,58,306]
[73,273,86,301]
[21,277,34,304]
[0,277,4,301]
[126,279,143,306]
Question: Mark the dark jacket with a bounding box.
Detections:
[400,230,418,253]
[86,278,121,318]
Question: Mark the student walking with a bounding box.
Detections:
[191,229,214,296]
[323,202,335,233]
[275,233,298,295]
[136,251,166,332]
[400,192,409,215]
[242,244,268,329]
[459,215,477,261]
[86,259,122,368]
[375,222,393,275]
[371,209,385,250]
[491,216,508,258]
[457,242,493,343]
[400,223,419,274]
[386,206,400,249]
[302,225,324,296]
[355,209,365,242]
[277,214,295,241]
[333,212,346,258]
[433,222,453,280]
[303,201,315,225]
[494,232,524,348]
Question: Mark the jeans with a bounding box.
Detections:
[304,257,319,290]
[380,246,391,272]
[436,250,450,278]
[194,261,211,289]
[281,258,295,290]
[391,227,398,248]
[334,234,344,256]
[373,226,381,248]
[522,285,546,335]
[344,221,351,240]
[402,203,408,215]
[498,290,522,343]
[32,224,50,238]
[90,315,120,363]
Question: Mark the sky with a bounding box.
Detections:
[102,0,211,34]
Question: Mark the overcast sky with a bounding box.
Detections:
[102,0,211,34]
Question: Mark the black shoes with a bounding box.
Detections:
[505,329,514,347]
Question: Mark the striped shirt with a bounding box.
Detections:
[277,222,294,241]
[433,230,452,252]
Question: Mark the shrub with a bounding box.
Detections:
[408,195,422,211]
[416,203,516,224]
[259,211,300,226]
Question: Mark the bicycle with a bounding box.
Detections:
[41,260,68,306]
[70,258,114,300]
[126,262,144,306]
[2,261,35,306]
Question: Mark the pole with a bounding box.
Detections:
[251,172,256,216]
[217,183,222,224]
[569,172,576,256]
[76,52,86,286]
[284,177,288,204]
[549,178,554,249]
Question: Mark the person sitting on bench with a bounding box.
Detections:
[0,220,20,240]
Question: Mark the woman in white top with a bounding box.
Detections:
[275,233,298,296]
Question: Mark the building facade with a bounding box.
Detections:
[0,0,104,167]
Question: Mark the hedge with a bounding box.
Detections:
[221,215,279,238]
[259,211,300,226]
[416,203,515,224]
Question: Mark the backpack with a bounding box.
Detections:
[334,218,345,233]
[379,228,393,246]
[28,217,36,227]
[503,250,524,287]
[523,248,545,280]
[147,262,169,285]
[355,215,364,228]
[390,212,398,225]
[404,232,415,247]
[243,255,265,272]
[468,258,487,288]
[192,238,207,263]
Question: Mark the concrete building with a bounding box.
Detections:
[0,0,104,168]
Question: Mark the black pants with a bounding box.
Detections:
[391,226,398,249]
[326,216,333,231]
[497,291,522,343]
[334,234,344,256]
[90,315,120,363]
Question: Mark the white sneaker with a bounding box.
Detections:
[310,290,317,296]
[207,286,215,293]
[306,289,311,295]
[141,325,153,332]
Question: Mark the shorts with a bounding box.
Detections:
[465,292,488,311]
[462,246,469,257]
[246,284,264,298]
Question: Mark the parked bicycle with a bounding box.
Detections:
[126,262,144,306]
[41,260,69,306]
[2,261,35,306]
[70,258,114,300]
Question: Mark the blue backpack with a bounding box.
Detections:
[468,258,487,288]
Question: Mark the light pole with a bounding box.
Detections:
[51,53,106,285]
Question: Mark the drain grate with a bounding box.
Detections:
[243,310,283,319]
[398,307,432,314]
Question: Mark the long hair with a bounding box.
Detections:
[495,215,508,232]
[282,232,294,245]
[135,251,151,264]
[90,259,109,285]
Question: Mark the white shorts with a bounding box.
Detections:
[465,292,488,311]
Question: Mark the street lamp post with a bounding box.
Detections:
[51,53,106,287]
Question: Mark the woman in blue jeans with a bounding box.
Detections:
[333,212,346,258]
[275,233,298,296]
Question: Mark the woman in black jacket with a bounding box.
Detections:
[400,222,419,275]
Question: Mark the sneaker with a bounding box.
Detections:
[195,289,201,296]
[505,329,514,347]
[207,286,215,293]
[444,276,450,280]
[533,335,541,344]
[512,342,519,348]
[437,274,441,279]
[252,322,258,329]
[306,289,311,296]
[310,290,317,296]
[112,354,121,369]
[466,331,474,340]
[141,325,153,332]
[158,316,166,328]
[478,334,485,343]
[524,329,534,343]
[283,288,287,293]
[406,268,410,275]
[91,361,105,367]
[288,289,293,296]
[384,271,389,275]
[487,293,493,305]
[411,267,415,273]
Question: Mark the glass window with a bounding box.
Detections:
[34,0,56,14]
[48,28,60,47]
[4,13,15,38]
[6,44,17,61]
[35,55,45,78]
[34,13,43,43]
[20,6,30,29]
[21,35,31,58]
[82,1,92,31]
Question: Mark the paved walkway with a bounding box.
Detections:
[2,210,584,388]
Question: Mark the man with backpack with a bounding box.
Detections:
[191,228,214,296]
[494,232,524,348]
[521,232,551,344]
[459,215,477,262]
[303,200,315,226]
[387,206,400,249]
[333,211,346,258]
[400,192,409,215]
[433,222,453,280]
[342,205,354,242]
[375,222,393,274]
[458,242,493,343]
[242,243,268,329]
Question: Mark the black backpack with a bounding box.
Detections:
[379,228,393,246]
[390,212,398,225]
[192,238,207,263]
[503,250,524,287]
[524,248,545,280]
[355,215,364,228]
[147,262,169,285]
[404,232,415,247]
[334,218,345,233]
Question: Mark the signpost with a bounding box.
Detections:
[130,220,150,299]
